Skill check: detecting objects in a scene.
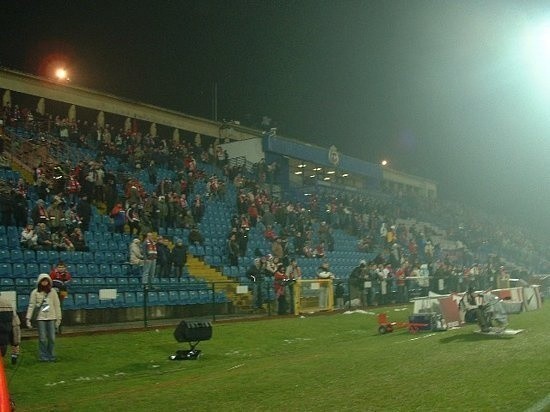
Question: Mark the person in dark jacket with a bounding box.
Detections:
[171,238,188,278]
[75,195,92,231]
[246,256,268,311]
[155,236,171,277]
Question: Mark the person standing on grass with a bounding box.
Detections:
[273,263,289,315]
[317,261,334,310]
[25,273,62,362]
[246,256,267,311]
[0,293,21,365]
[285,258,302,314]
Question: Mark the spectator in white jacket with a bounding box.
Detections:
[129,237,144,276]
[25,273,62,362]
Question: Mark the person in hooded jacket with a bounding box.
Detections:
[25,273,62,362]
[129,237,144,277]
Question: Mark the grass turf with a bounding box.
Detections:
[5,303,549,411]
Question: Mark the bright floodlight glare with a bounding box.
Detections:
[524,22,550,88]
[55,68,68,80]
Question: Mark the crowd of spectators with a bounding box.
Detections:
[1,101,548,303]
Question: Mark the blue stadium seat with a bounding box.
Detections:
[93,251,105,262]
[87,292,100,308]
[105,277,117,288]
[86,241,98,251]
[22,249,35,263]
[15,278,28,288]
[9,250,24,263]
[94,277,107,287]
[36,250,49,264]
[110,264,122,277]
[128,276,141,287]
[168,290,180,304]
[6,226,19,238]
[17,294,29,312]
[87,264,99,276]
[199,290,212,304]
[25,263,39,278]
[0,263,12,277]
[99,264,111,276]
[7,236,19,248]
[65,263,77,276]
[0,248,11,263]
[179,290,190,305]
[48,250,60,264]
[97,241,109,252]
[0,277,13,287]
[124,292,137,307]
[72,251,85,264]
[62,294,75,310]
[113,292,125,307]
[73,293,87,308]
[215,291,229,303]
[117,277,128,288]
[103,251,115,264]
[158,291,169,304]
[12,263,25,278]
[114,252,126,263]
[58,251,72,264]
[76,263,88,276]
[80,277,94,288]
[39,263,51,274]
[187,290,200,304]
[120,264,131,276]
[207,255,221,266]
[0,250,10,263]
[189,245,205,256]
[147,291,159,305]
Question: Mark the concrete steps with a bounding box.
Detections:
[187,255,253,308]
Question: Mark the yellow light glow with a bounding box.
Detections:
[55,68,68,80]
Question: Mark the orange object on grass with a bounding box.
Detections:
[0,360,12,412]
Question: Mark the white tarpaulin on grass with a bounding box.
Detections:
[412,292,461,328]
[413,286,542,328]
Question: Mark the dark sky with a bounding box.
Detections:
[3,1,550,234]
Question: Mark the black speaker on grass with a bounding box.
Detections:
[170,320,212,360]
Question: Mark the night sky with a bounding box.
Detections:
[3,1,550,235]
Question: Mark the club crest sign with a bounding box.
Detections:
[328,145,340,166]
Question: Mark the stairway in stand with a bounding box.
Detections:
[186,255,253,309]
